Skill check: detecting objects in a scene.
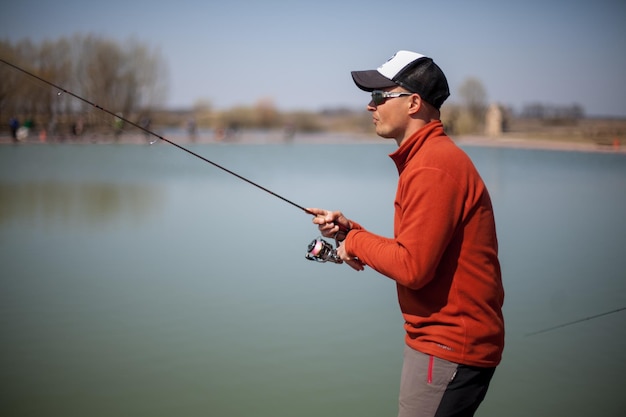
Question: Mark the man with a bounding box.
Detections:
[308,50,504,417]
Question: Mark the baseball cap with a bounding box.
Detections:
[351,50,450,109]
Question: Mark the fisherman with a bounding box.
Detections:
[308,50,505,417]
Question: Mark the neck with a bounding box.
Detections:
[395,102,441,146]
[395,119,443,147]
[396,115,441,146]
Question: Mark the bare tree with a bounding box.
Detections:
[0,40,21,122]
[458,77,488,127]
[0,34,169,136]
[75,35,169,132]
[36,38,73,131]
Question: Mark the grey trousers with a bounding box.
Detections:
[398,346,496,417]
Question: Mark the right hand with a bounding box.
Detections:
[307,208,364,271]
[306,208,351,240]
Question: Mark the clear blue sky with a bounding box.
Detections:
[2,0,625,117]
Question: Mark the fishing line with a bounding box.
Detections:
[525,306,626,337]
[1,57,315,216]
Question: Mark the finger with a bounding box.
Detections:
[346,259,365,271]
[311,214,324,225]
[306,207,324,216]
[308,209,333,225]
[319,228,339,239]
[318,221,336,230]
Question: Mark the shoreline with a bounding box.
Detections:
[1,132,624,154]
[453,134,625,154]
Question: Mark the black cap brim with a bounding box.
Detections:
[351,70,397,92]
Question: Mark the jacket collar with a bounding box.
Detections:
[389,120,445,174]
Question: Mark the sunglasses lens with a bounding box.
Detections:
[371,91,384,105]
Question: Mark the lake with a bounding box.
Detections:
[1,139,625,417]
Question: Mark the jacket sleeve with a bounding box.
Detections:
[345,167,465,289]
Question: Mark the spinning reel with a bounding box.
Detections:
[305,236,343,264]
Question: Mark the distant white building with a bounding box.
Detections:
[485,103,504,137]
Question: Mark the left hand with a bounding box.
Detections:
[336,242,365,271]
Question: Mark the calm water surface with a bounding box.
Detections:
[1,141,625,417]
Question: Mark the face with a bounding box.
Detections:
[367,87,413,141]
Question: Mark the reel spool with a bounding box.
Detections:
[305,237,343,264]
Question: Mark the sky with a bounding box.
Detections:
[2,0,625,117]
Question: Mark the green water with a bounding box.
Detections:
[1,142,625,416]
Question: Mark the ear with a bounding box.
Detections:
[407,94,422,115]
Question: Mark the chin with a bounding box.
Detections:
[376,129,395,139]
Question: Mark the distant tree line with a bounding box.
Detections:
[0,34,168,138]
[441,77,585,135]
[1,37,589,141]
[520,102,584,122]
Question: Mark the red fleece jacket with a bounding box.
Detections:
[345,120,504,367]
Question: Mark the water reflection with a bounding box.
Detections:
[1,144,625,417]
[0,182,163,228]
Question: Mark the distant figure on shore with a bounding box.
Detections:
[9,117,19,141]
[48,116,58,141]
[283,122,296,142]
[113,113,124,140]
[187,116,197,141]
[15,118,34,142]
[72,117,84,137]
[140,116,152,141]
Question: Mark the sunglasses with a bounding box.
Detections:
[371,90,413,106]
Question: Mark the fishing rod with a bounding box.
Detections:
[1,57,347,263]
[525,306,626,337]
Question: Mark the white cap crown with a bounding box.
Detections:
[377,50,426,79]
